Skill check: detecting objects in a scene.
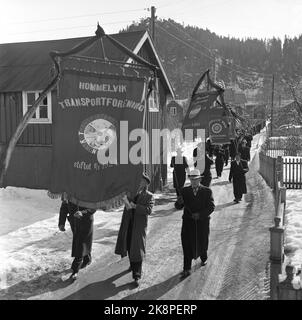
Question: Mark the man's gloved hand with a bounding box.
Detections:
[74,211,83,219]
[58,225,66,232]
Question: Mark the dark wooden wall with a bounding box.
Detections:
[0,91,55,145]
[3,146,52,189]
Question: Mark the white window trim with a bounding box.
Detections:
[22,91,52,124]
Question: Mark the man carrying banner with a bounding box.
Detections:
[58,199,96,280]
[180,169,215,278]
[115,173,155,286]
[229,152,249,203]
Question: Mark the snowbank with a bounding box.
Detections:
[284,189,302,269]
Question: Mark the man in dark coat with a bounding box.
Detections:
[229,139,237,161]
[238,140,251,162]
[58,198,96,280]
[193,144,214,187]
[180,168,215,278]
[244,132,253,148]
[170,147,189,196]
[229,152,249,203]
[223,144,230,166]
[214,145,225,178]
[115,173,155,286]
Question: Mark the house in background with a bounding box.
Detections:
[0,30,174,192]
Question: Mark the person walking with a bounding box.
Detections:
[170,147,189,197]
[193,143,214,187]
[180,168,215,278]
[229,152,249,203]
[238,139,251,162]
[229,139,237,161]
[58,198,96,280]
[214,145,225,178]
[115,173,155,286]
[223,144,230,166]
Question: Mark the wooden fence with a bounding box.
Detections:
[259,152,278,190]
[283,157,302,189]
[259,151,302,299]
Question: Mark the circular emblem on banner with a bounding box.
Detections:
[78,114,117,154]
[211,122,223,134]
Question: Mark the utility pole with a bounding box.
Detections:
[151,6,156,41]
[271,74,275,136]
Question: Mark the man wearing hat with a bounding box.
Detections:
[115,172,155,286]
[180,168,215,278]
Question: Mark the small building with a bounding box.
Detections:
[0,30,174,191]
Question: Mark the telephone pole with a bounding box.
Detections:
[270,74,275,136]
[151,6,156,41]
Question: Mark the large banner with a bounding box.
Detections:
[50,57,152,209]
[182,91,233,144]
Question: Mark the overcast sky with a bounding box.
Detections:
[0,0,301,44]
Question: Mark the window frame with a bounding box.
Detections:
[22,91,52,124]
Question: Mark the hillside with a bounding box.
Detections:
[121,18,302,103]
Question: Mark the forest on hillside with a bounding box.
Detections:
[121,18,302,103]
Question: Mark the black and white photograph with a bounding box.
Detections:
[0,0,302,306]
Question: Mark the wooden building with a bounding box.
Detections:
[0,30,174,192]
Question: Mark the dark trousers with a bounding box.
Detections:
[71,254,91,273]
[130,261,143,279]
[126,214,143,280]
[233,183,243,200]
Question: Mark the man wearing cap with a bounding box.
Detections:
[115,172,155,286]
[180,168,215,278]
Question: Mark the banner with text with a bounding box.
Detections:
[50,58,151,209]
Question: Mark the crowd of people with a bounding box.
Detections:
[57,128,254,285]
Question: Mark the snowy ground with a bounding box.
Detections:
[284,189,302,269]
[0,130,283,300]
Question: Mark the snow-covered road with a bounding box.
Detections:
[0,131,274,300]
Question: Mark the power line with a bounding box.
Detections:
[8,8,146,25]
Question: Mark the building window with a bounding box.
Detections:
[170,106,177,116]
[22,91,52,123]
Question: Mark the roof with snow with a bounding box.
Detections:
[0,30,174,96]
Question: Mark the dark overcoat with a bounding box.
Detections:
[229,140,237,159]
[238,145,250,162]
[115,190,154,262]
[214,147,225,176]
[229,159,249,196]
[198,154,214,187]
[170,156,188,189]
[66,201,96,258]
[181,185,215,260]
